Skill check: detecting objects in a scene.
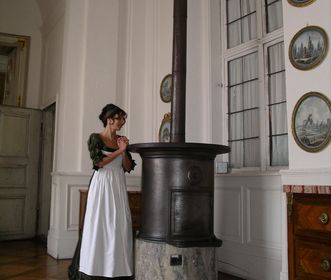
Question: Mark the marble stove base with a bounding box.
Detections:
[135,238,218,280]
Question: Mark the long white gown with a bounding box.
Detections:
[79,151,133,278]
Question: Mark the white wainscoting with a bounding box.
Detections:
[214,173,282,280]
[47,172,141,259]
[47,172,91,259]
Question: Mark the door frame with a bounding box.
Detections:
[37,103,56,241]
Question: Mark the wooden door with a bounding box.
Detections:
[0,105,41,240]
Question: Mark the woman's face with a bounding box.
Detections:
[108,113,126,130]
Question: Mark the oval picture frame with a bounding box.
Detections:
[289,26,328,71]
[287,0,316,7]
[159,112,171,142]
[291,92,331,153]
[160,74,172,103]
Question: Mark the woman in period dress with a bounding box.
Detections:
[68,104,135,280]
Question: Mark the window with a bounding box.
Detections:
[226,0,257,48]
[223,0,288,169]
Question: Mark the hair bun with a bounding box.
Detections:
[98,104,127,127]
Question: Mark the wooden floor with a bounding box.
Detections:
[0,239,244,280]
[0,239,71,280]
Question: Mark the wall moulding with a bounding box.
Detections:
[280,168,331,185]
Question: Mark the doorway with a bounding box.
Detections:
[37,103,56,242]
[37,103,56,241]
[0,33,55,241]
[0,105,42,240]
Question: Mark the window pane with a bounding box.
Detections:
[229,113,243,140]
[244,109,259,138]
[269,72,286,103]
[228,52,260,169]
[244,138,260,167]
[267,0,283,33]
[230,141,243,168]
[241,0,256,16]
[227,0,241,23]
[270,103,287,135]
[242,14,257,43]
[267,41,288,167]
[226,0,257,48]
[268,42,285,73]
[271,135,289,166]
[228,21,241,48]
[228,58,242,85]
[229,85,243,112]
[243,52,258,81]
[243,81,259,109]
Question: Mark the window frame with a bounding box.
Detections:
[220,0,288,172]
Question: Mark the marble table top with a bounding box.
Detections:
[283,185,331,194]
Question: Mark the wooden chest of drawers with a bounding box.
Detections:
[79,190,141,234]
[287,193,331,280]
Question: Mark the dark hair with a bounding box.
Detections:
[99,104,127,127]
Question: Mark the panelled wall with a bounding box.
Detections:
[211,1,331,279]
[281,1,331,279]
[214,174,283,279]
[32,1,331,280]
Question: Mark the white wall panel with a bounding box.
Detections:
[40,15,64,108]
[67,184,88,231]
[215,174,282,279]
[283,0,331,170]
[48,172,90,259]
[246,187,282,250]
[214,186,242,243]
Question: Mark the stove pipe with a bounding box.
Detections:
[128,0,230,248]
[170,0,187,143]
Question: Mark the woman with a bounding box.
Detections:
[69,104,135,280]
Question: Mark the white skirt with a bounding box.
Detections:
[79,157,133,277]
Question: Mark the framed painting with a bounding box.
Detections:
[287,0,316,7]
[292,92,331,152]
[289,26,328,71]
[159,112,171,142]
[160,74,172,103]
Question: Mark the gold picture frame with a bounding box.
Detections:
[159,112,171,142]
[289,26,328,71]
[291,92,331,152]
[287,0,316,7]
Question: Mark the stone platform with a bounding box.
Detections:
[135,238,218,280]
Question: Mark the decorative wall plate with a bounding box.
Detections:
[289,26,328,71]
[159,112,171,142]
[160,74,172,103]
[292,92,331,152]
[287,0,316,7]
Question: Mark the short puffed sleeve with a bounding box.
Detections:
[124,151,137,173]
[87,133,105,170]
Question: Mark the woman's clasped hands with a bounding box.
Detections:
[117,136,129,152]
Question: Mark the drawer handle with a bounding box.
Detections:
[319,212,329,225]
[321,259,331,272]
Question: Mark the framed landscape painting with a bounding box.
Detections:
[287,0,316,7]
[289,26,328,70]
[292,92,331,152]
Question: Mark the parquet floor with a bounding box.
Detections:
[0,239,70,280]
[0,239,244,280]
